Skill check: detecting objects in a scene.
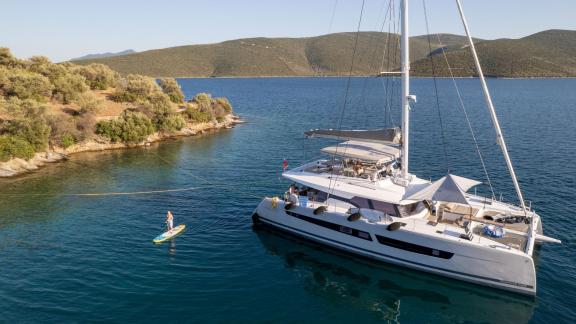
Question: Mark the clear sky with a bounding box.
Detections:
[1,0,574,62]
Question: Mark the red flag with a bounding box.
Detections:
[282,159,288,171]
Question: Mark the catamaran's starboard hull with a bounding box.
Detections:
[253,198,537,296]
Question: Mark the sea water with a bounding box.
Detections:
[0,77,574,323]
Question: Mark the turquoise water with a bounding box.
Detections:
[0,77,574,323]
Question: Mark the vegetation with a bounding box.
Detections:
[0,46,234,164]
[158,78,185,103]
[74,32,476,77]
[74,63,119,90]
[96,111,155,143]
[74,30,576,78]
[0,135,35,162]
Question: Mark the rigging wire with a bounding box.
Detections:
[357,0,393,128]
[327,0,339,34]
[422,0,450,172]
[327,0,366,200]
[433,34,496,198]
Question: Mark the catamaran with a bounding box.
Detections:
[252,0,561,295]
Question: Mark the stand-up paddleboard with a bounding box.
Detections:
[153,224,186,244]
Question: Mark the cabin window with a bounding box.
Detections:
[350,197,371,209]
[372,200,397,216]
[340,226,353,234]
[396,201,426,217]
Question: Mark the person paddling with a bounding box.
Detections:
[166,211,174,231]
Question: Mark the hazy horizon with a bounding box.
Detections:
[1,0,574,62]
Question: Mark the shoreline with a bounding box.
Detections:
[0,114,243,178]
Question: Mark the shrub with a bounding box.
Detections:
[214,97,233,114]
[5,117,51,151]
[158,114,186,132]
[75,63,119,90]
[183,105,212,123]
[60,133,76,148]
[1,68,53,101]
[158,78,184,103]
[96,111,155,143]
[191,93,212,111]
[0,135,36,161]
[51,72,89,104]
[0,97,47,119]
[113,74,160,103]
[0,48,23,68]
[76,92,103,115]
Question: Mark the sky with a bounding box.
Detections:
[1,0,574,62]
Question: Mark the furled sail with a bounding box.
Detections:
[304,128,401,144]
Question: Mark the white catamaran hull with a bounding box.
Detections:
[253,198,536,296]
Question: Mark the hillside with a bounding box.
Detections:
[411,30,576,77]
[71,49,136,61]
[76,30,576,78]
[76,32,473,77]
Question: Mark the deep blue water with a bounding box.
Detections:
[0,77,574,323]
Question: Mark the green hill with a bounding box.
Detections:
[76,30,576,78]
[75,32,472,77]
[411,30,576,77]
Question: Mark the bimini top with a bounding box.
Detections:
[321,140,400,164]
[404,174,482,205]
[305,127,401,145]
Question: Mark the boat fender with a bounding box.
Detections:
[284,202,295,210]
[347,212,362,222]
[387,222,407,231]
[314,206,327,215]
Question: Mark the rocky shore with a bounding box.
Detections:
[0,114,242,178]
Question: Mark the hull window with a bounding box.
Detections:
[285,211,373,241]
[375,235,454,259]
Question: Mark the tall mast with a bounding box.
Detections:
[455,0,526,210]
[400,0,411,179]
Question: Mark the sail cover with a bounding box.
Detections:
[404,174,482,205]
[321,141,400,163]
[305,128,401,144]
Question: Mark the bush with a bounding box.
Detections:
[76,92,103,115]
[0,135,35,161]
[215,97,233,114]
[75,64,119,90]
[1,68,53,101]
[96,111,155,143]
[5,117,51,151]
[0,48,23,68]
[141,92,184,132]
[60,133,76,148]
[51,72,89,104]
[183,105,212,123]
[191,93,212,111]
[113,74,160,103]
[158,78,184,103]
[158,114,186,132]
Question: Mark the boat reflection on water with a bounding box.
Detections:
[254,227,536,323]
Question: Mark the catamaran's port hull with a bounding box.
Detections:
[253,198,537,296]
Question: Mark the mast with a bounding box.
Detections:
[400,0,411,179]
[455,0,526,210]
